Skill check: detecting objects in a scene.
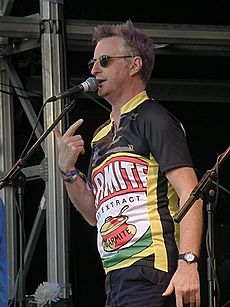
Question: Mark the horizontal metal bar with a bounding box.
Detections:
[0,15,41,39]
[65,19,230,46]
[1,16,230,47]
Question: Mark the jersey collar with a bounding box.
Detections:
[110,91,149,121]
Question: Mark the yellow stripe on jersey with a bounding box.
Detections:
[91,121,113,144]
[167,182,180,250]
[91,91,149,144]
[147,153,168,272]
[120,91,149,115]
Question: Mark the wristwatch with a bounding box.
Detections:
[178,252,198,264]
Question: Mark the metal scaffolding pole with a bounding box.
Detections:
[40,0,70,297]
[0,57,17,301]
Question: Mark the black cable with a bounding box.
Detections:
[18,101,47,159]
[0,81,42,98]
[83,92,111,113]
[205,154,221,307]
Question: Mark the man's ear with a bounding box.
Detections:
[130,56,142,75]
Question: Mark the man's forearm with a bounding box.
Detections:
[179,198,203,256]
[64,175,97,226]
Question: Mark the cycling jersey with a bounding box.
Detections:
[89,91,193,274]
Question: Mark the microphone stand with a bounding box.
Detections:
[0,98,77,190]
[174,144,230,307]
[0,97,78,305]
[15,172,26,307]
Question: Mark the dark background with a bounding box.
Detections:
[8,0,230,306]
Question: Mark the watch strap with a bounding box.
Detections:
[178,252,198,264]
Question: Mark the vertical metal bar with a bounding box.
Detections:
[40,0,70,297]
[0,60,17,302]
[0,0,14,16]
[1,1,17,300]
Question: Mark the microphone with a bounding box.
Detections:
[46,77,98,102]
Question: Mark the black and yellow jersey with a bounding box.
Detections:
[88,91,193,274]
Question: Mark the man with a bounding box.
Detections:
[54,20,203,306]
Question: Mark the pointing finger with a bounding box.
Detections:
[64,118,84,137]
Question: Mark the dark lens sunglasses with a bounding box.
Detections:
[88,55,134,71]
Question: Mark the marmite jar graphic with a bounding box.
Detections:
[100,206,136,252]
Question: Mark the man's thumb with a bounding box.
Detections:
[162,282,174,297]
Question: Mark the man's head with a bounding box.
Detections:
[91,20,155,84]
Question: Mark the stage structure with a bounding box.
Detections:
[0,0,230,304]
[0,0,70,303]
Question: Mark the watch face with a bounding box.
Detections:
[185,253,195,262]
[179,252,198,263]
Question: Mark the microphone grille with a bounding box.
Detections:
[85,77,99,92]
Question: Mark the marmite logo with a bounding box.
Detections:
[93,156,148,207]
[100,205,137,252]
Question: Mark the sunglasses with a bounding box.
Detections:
[88,55,135,71]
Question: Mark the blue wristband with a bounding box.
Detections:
[59,168,79,183]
